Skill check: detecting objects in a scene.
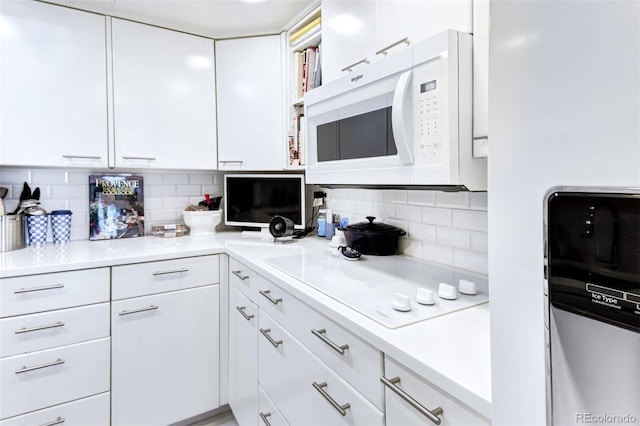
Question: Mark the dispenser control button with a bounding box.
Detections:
[416,288,436,305]
[459,279,478,295]
[438,283,458,300]
[392,292,412,312]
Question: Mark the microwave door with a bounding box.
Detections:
[391,70,415,164]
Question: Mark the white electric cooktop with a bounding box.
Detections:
[265,250,489,329]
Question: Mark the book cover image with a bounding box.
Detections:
[89,175,144,240]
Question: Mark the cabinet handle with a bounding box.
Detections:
[39,417,65,426]
[15,358,65,374]
[14,284,64,294]
[375,37,411,55]
[341,58,370,72]
[380,376,444,425]
[312,381,351,416]
[311,328,349,355]
[259,412,272,426]
[232,270,250,280]
[259,290,282,305]
[259,328,283,348]
[219,160,244,164]
[119,305,159,316]
[62,155,102,160]
[152,268,189,276]
[15,321,65,334]
[122,156,156,161]
[235,306,255,321]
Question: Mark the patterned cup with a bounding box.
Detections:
[26,215,49,246]
[50,210,73,244]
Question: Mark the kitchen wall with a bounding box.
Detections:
[321,187,488,274]
[0,168,224,241]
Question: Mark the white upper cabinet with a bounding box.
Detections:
[322,0,473,83]
[0,1,109,168]
[472,0,489,147]
[321,0,378,83]
[215,35,284,171]
[111,18,217,170]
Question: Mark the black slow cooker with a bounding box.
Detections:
[343,216,406,255]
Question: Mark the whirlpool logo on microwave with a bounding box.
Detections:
[351,74,364,83]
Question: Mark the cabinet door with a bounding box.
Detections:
[321,0,377,83]
[376,1,472,56]
[229,288,258,426]
[384,357,490,426]
[0,0,108,168]
[111,286,220,425]
[472,0,489,144]
[111,18,217,170]
[215,36,284,171]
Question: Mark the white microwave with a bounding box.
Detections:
[304,30,486,190]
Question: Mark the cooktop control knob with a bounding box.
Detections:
[438,283,458,300]
[459,279,477,295]
[392,292,412,312]
[416,288,435,305]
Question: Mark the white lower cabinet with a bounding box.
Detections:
[111,285,220,425]
[0,392,110,426]
[383,356,490,426]
[258,310,384,426]
[258,385,288,426]
[229,287,259,426]
[0,338,110,419]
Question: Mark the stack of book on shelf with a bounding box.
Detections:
[289,14,321,44]
[289,115,305,167]
[293,44,322,99]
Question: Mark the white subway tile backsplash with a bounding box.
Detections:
[363,190,384,202]
[201,184,223,197]
[383,189,408,204]
[399,239,423,258]
[421,207,452,226]
[31,170,68,185]
[373,202,395,218]
[452,210,488,232]
[395,204,421,222]
[421,242,453,265]
[189,173,214,185]
[383,218,408,233]
[67,172,89,185]
[435,191,470,208]
[143,197,163,210]
[436,227,470,249]
[469,192,488,210]
[407,190,435,206]
[0,169,31,184]
[142,173,163,184]
[162,173,189,184]
[176,184,202,197]
[329,188,350,200]
[145,185,177,198]
[354,200,374,214]
[470,231,489,253]
[408,222,436,242]
[51,184,86,199]
[163,196,190,209]
[146,208,178,223]
[453,249,488,275]
[43,199,70,211]
[348,189,365,201]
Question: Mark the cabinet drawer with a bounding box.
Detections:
[0,269,109,318]
[0,392,110,426]
[258,311,383,426]
[0,337,110,419]
[229,257,259,302]
[0,303,110,357]
[384,356,490,426]
[112,255,219,299]
[258,385,288,426]
[258,277,384,409]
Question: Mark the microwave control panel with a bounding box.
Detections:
[413,57,449,168]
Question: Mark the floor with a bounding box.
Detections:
[188,410,239,426]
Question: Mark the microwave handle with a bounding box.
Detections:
[391,70,414,165]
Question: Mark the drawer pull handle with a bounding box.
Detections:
[259,412,272,426]
[15,358,65,374]
[311,328,349,355]
[312,381,351,416]
[119,305,159,316]
[122,156,156,161]
[15,321,65,334]
[232,270,250,280]
[375,37,411,56]
[152,268,189,276]
[381,376,444,425]
[14,284,64,294]
[235,306,255,321]
[259,328,283,348]
[40,417,65,426]
[259,290,282,305]
[62,154,101,160]
[341,57,370,72]
[219,160,244,164]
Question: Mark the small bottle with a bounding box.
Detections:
[317,209,326,237]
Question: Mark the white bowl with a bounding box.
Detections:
[182,210,222,236]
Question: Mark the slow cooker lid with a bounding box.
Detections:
[346,216,405,235]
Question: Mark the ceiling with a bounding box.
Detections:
[40,0,317,38]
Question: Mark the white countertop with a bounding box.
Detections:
[0,233,492,419]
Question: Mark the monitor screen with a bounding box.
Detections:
[224,174,306,229]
